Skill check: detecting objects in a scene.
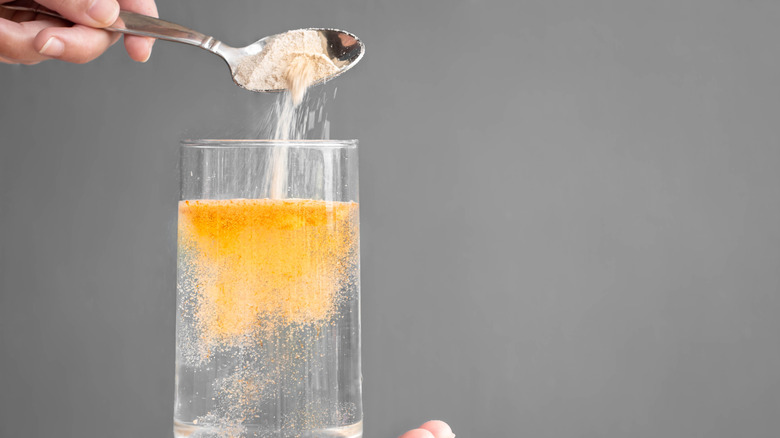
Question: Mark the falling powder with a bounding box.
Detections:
[235,30,342,198]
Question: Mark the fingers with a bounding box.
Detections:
[0,3,119,65]
[399,429,435,438]
[399,420,454,438]
[0,0,156,65]
[117,0,157,62]
[34,23,120,63]
[0,15,62,64]
[36,0,119,28]
[419,420,455,438]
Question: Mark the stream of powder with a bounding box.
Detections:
[237,29,340,198]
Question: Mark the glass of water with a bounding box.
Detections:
[174,140,362,438]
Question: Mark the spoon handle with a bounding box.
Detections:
[1,0,223,51]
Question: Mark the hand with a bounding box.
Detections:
[399,420,455,438]
[0,0,157,65]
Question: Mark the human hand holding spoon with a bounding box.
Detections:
[1,0,364,91]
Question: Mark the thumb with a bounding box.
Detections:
[36,0,119,28]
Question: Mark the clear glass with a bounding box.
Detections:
[175,140,361,438]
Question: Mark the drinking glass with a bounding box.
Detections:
[175,140,361,438]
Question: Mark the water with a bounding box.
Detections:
[173,311,362,438]
[174,199,362,438]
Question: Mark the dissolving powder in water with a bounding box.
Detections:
[176,28,360,438]
[177,52,356,437]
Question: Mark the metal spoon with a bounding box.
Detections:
[1,0,364,92]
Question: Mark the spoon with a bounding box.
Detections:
[1,0,364,92]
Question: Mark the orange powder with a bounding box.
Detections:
[178,198,359,348]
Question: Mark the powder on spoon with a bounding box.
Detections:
[234,29,340,105]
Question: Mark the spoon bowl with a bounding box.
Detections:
[217,28,364,92]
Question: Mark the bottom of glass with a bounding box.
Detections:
[174,420,362,438]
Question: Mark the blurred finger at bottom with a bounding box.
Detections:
[419,421,455,438]
[399,429,435,438]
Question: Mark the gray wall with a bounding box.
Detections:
[2,1,780,437]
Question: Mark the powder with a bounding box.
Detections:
[234,30,340,105]
[238,30,340,198]
[178,198,359,351]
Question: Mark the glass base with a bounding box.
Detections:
[174,420,362,438]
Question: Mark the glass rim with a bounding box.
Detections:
[181,139,358,149]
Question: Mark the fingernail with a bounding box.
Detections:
[88,0,119,26]
[141,41,154,63]
[39,36,65,57]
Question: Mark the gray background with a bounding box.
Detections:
[2,0,780,437]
